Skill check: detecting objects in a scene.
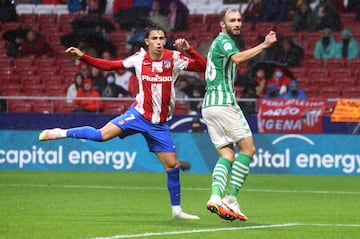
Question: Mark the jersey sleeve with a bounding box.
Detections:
[175,46,206,72]
[219,38,239,58]
[81,52,139,71]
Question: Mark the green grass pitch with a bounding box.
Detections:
[0,171,359,239]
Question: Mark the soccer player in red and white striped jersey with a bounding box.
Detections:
[39,22,206,219]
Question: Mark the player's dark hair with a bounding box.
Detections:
[219,8,240,21]
[144,21,167,38]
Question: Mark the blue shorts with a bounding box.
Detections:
[110,106,176,153]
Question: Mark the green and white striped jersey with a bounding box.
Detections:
[202,32,239,108]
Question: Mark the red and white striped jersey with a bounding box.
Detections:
[82,46,206,123]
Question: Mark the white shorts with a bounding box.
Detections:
[202,105,252,149]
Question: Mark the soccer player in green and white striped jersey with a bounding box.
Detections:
[203,8,277,221]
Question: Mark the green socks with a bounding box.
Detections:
[211,157,232,197]
[228,153,252,197]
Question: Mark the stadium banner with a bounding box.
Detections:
[331,99,360,122]
[257,99,326,133]
[0,130,359,175]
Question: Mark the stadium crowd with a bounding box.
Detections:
[1,0,360,114]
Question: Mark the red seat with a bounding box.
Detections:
[13,57,34,68]
[46,84,67,96]
[187,14,204,24]
[1,83,22,96]
[341,88,360,98]
[204,13,218,24]
[37,14,57,24]
[8,101,33,112]
[33,100,55,113]
[308,68,329,77]
[55,101,77,113]
[310,76,331,88]
[301,58,323,68]
[347,58,360,68]
[102,101,128,114]
[302,86,319,99]
[19,13,38,23]
[324,58,347,68]
[329,68,352,78]
[288,67,307,78]
[22,83,46,96]
[0,66,14,75]
[336,76,357,85]
[319,87,341,98]
[21,75,42,85]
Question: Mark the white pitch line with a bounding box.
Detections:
[87,223,300,239]
[1,183,360,195]
[86,223,360,239]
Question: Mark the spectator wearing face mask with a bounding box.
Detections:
[282,80,307,100]
[102,73,132,97]
[335,28,360,60]
[265,67,292,95]
[313,28,338,62]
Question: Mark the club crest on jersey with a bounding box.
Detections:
[163,59,171,69]
[224,42,232,51]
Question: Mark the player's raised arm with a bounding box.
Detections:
[65,47,125,71]
[174,38,207,72]
[230,31,277,65]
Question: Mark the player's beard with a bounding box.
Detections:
[225,25,241,39]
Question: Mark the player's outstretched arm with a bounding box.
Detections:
[65,47,125,71]
[231,31,277,65]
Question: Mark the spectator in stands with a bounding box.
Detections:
[73,78,103,112]
[67,73,85,103]
[114,68,139,97]
[20,29,54,58]
[149,0,170,32]
[243,0,263,30]
[263,83,281,99]
[87,0,107,15]
[0,0,17,22]
[292,1,317,32]
[239,82,258,114]
[345,0,360,21]
[77,62,90,78]
[262,0,288,22]
[188,117,205,133]
[266,66,292,95]
[313,0,341,31]
[6,34,24,58]
[335,28,360,60]
[67,0,84,13]
[102,72,132,97]
[167,0,187,32]
[174,75,190,100]
[133,0,152,9]
[253,68,267,97]
[89,66,107,93]
[282,80,307,99]
[313,28,338,62]
[112,0,134,14]
[270,35,304,67]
